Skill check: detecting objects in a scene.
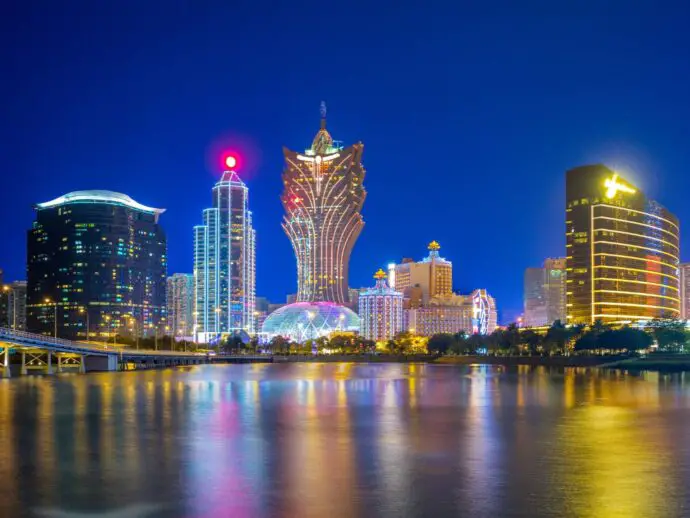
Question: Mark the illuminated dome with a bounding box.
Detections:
[261,302,360,342]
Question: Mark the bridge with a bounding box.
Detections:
[0,328,269,378]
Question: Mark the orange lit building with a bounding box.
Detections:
[390,241,452,306]
[565,165,680,325]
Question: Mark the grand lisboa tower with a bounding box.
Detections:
[262,103,364,341]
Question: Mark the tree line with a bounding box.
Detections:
[427,319,689,356]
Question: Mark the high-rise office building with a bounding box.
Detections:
[194,165,256,343]
[7,281,27,331]
[262,104,362,341]
[27,190,167,339]
[523,257,566,327]
[680,263,690,320]
[359,269,404,341]
[281,102,366,305]
[392,241,453,306]
[167,274,194,338]
[566,165,680,325]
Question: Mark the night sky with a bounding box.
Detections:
[3,1,690,323]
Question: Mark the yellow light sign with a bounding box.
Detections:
[604,173,636,199]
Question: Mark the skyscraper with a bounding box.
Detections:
[27,191,167,339]
[281,103,366,304]
[391,241,453,307]
[566,165,680,325]
[194,165,256,343]
[359,269,404,341]
[262,104,362,342]
[167,273,194,338]
[523,257,566,327]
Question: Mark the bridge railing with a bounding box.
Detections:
[0,328,83,348]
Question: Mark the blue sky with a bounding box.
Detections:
[2,0,689,322]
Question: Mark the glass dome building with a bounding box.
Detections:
[261,302,360,342]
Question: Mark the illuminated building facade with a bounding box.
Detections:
[406,289,497,336]
[359,269,404,341]
[261,301,359,342]
[167,273,194,338]
[194,167,256,343]
[392,241,453,306]
[27,191,167,339]
[681,263,690,320]
[524,257,566,327]
[470,289,498,334]
[281,103,366,304]
[566,165,680,325]
[5,281,27,330]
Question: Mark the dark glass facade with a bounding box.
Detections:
[27,191,167,340]
[566,165,680,325]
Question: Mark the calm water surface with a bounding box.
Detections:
[1,363,690,517]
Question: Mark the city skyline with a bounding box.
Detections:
[3,2,690,323]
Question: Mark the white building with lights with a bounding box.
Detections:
[359,269,403,341]
[193,163,256,343]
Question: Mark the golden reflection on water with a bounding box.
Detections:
[0,364,689,517]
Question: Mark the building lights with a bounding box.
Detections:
[566,165,679,325]
[279,104,365,305]
[194,171,256,343]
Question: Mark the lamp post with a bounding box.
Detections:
[127,316,139,350]
[104,315,117,346]
[79,307,90,342]
[44,298,57,338]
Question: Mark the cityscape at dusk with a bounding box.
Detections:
[3,2,690,517]
[4,2,690,324]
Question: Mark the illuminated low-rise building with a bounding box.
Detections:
[406,289,497,336]
[566,165,680,325]
[261,301,359,342]
[27,190,167,339]
[359,269,403,341]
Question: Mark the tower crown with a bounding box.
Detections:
[374,269,387,280]
[428,241,441,251]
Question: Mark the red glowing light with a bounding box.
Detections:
[225,156,237,169]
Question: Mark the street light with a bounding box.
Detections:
[127,316,139,350]
[79,307,90,342]
[44,298,57,338]
[104,315,117,346]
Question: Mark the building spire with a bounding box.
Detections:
[320,101,327,129]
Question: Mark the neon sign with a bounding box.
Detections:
[604,173,635,199]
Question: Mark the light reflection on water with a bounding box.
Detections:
[0,364,690,517]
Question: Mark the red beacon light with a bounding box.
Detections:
[225,156,237,170]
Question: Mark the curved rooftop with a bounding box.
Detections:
[261,302,360,342]
[36,190,165,215]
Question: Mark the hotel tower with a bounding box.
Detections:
[281,102,366,305]
[565,165,680,325]
[194,165,256,342]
